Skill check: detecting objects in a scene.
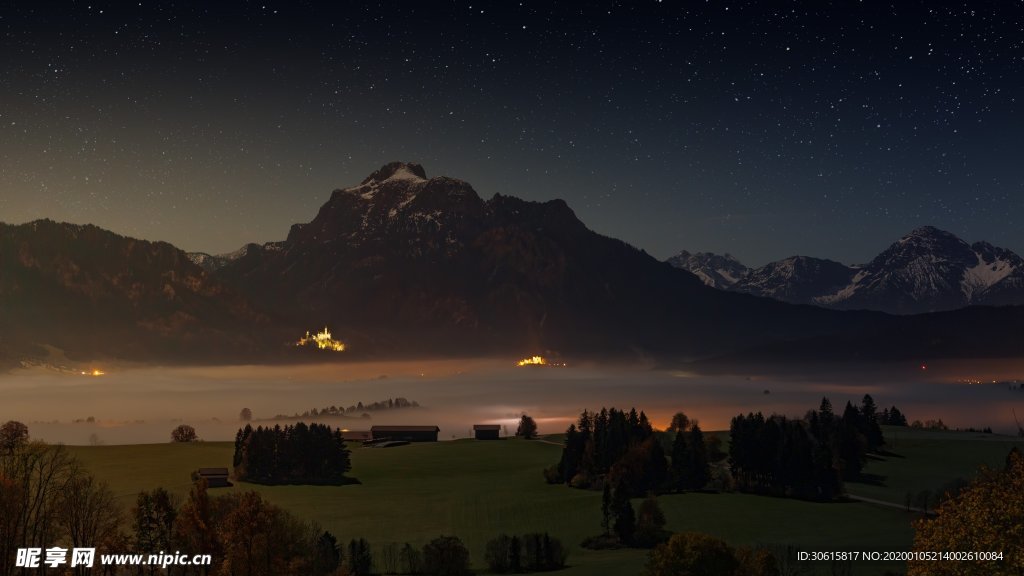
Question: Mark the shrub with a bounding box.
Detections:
[422,535,472,576]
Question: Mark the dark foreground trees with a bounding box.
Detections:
[485,533,566,573]
[0,420,29,452]
[728,396,890,500]
[0,438,121,576]
[908,448,1024,575]
[644,532,780,576]
[233,422,352,484]
[422,535,473,576]
[550,407,665,493]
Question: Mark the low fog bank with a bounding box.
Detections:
[2,357,1022,444]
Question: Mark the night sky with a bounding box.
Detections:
[2,1,1021,266]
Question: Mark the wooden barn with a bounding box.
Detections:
[341,430,372,442]
[370,425,440,442]
[192,467,232,488]
[473,424,501,440]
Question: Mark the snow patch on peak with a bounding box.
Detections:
[385,164,428,182]
[360,162,428,186]
[961,252,1015,299]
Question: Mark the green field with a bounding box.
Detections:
[847,426,1024,505]
[70,429,1020,576]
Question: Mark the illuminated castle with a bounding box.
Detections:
[516,355,566,367]
[297,327,346,352]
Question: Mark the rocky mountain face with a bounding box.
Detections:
[668,226,1024,315]
[211,162,851,356]
[5,164,1024,364]
[0,219,268,362]
[664,251,748,289]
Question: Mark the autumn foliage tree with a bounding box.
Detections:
[0,421,29,453]
[908,448,1024,576]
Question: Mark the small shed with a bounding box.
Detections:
[473,424,501,440]
[193,467,232,488]
[370,425,440,442]
[341,430,372,442]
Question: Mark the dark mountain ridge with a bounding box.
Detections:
[0,219,268,363]
[213,162,873,357]
[4,164,1024,364]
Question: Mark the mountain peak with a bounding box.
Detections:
[901,225,959,242]
[360,162,428,185]
[665,250,749,289]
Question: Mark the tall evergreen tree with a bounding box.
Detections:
[685,425,710,491]
[601,482,612,535]
[670,427,688,492]
[311,531,340,576]
[861,394,885,450]
[347,538,372,576]
[611,482,635,544]
[839,402,867,479]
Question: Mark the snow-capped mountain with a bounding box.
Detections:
[664,251,748,289]
[667,226,1024,314]
[733,256,856,304]
[210,161,865,356]
[188,242,285,272]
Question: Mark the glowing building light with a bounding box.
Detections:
[297,327,346,352]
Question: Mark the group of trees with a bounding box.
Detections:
[374,536,474,575]
[484,533,566,573]
[643,532,781,576]
[132,482,402,576]
[880,405,908,426]
[668,417,712,493]
[269,398,421,421]
[592,491,670,549]
[548,407,719,499]
[82,471,485,576]
[729,396,885,500]
[909,448,1024,575]
[1,422,122,576]
[547,407,665,493]
[233,422,352,485]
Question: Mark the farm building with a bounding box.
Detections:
[473,424,501,440]
[341,430,372,442]
[370,425,440,442]
[192,467,232,488]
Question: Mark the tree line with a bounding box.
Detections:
[729,395,887,500]
[233,422,352,485]
[546,407,662,494]
[546,407,722,499]
[267,397,421,421]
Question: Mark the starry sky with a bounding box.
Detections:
[2,1,1022,266]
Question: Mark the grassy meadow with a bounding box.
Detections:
[66,427,1023,575]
